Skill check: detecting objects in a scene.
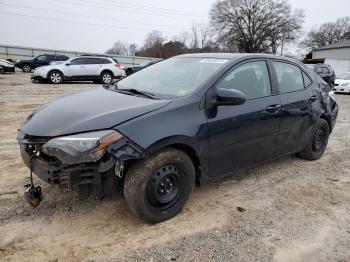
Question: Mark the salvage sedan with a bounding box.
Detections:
[18,53,338,223]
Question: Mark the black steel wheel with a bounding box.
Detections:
[124,148,195,223]
[298,118,329,160]
[146,164,186,213]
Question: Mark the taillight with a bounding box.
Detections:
[114,64,121,69]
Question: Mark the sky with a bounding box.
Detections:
[0,0,349,54]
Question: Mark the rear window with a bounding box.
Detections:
[322,67,330,74]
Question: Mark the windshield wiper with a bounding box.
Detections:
[116,88,158,99]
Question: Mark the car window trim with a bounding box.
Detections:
[270,59,313,94]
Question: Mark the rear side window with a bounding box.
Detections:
[56,55,69,61]
[302,72,312,87]
[272,62,304,93]
[85,58,111,64]
[217,61,271,99]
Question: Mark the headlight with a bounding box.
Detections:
[340,82,349,86]
[42,130,123,164]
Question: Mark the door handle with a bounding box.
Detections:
[310,95,317,102]
[265,104,282,112]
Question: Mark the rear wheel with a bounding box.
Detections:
[101,71,113,85]
[22,64,32,73]
[298,119,329,160]
[48,71,63,84]
[124,148,195,223]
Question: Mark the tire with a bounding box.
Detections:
[124,148,195,223]
[48,71,63,84]
[0,66,4,74]
[22,64,32,73]
[101,71,113,85]
[126,69,133,76]
[298,119,329,160]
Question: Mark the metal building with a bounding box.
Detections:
[312,40,350,75]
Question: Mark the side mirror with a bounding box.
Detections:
[316,68,322,74]
[216,88,246,106]
[65,62,71,66]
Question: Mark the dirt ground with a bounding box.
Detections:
[0,71,349,262]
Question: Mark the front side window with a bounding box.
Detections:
[117,57,229,98]
[272,62,304,93]
[70,58,85,65]
[217,61,271,99]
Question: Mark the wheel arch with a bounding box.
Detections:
[145,136,206,185]
[320,114,332,134]
[47,69,64,79]
[100,69,114,77]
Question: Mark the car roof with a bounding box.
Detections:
[175,53,303,65]
[73,56,113,59]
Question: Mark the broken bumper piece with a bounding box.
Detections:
[18,131,145,198]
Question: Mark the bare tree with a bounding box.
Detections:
[143,31,166,50]
[301,17,350,48]
[210,0,304,54]
[188,24,213,49]
[105,41,128,55]
[172,31,189,47]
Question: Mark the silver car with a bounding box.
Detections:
[31,56,124,84]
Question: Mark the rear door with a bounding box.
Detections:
[85,58,112,77]
[207,59,281,177]
[64,57,87,78]
[271,60,317,156]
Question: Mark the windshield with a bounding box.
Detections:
[117,57,229,98]
[337,72,350,80]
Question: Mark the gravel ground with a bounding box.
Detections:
[0,71,349,262]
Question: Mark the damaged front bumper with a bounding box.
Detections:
[18,132,145,198]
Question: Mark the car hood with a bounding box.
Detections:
[0,60,14,67]
[335,79,350,85]
[20,87,171,137]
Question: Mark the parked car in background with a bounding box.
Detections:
[306,64,336,87]
[0,59,15,73]
[334,72,350,94]
[31,56,124,84]
[15,54,69,73]
[125,60,160,76]
[19,53,338,223]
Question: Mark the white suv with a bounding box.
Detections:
[31,56,125,84]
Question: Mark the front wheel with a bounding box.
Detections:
[124,148,195,223]
[48,71,63,84]
[297,119,329,160]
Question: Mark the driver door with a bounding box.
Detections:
[207,60,281,177]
